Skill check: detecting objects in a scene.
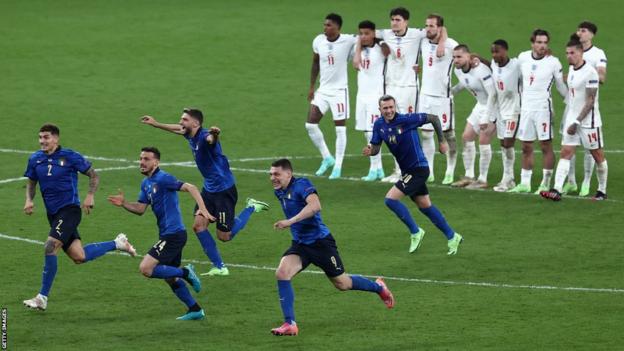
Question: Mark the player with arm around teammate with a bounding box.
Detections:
[269,158,394,336]
[23,124,137,311]
[108,147,213,320]
[363,95,463,255]
[450,45,498,190]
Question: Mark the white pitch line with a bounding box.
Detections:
[0,148,136,163]
[1,232,622,295]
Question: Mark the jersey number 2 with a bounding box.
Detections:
[47,164,53,176]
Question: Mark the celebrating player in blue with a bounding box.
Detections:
[269,159,395,336]
[141,108,269,276]
[363,95,463,255]
[107,147,209,320]
[23,124,137,311]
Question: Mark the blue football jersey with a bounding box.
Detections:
[24,147,92,215]
[184,128,235,193]
[371,113,430,172]
[274,177,330,244]
[138,168,186,236]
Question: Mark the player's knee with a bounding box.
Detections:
[521,143,533,153]
[43,240,59,255]
[139,263,153,277]
[217,231,232,242]
[192,222,206,233]
[71,253,87,264]
[332,280,350,291]
[275,268,292,281]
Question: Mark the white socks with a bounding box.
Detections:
[567,154,577,185]
[364,132,382,170]
[444,130,457,179]
[462,141,476,179]
[305,123,331,159]
[421,130,436,175]
[478,144,492,183]
[596,160,608,193]
[521,168,532,187]
[501,147,515,182]
[583,150,596,187]
[334,126,347,169]
[553,159,570,192]
[541,169,553,189]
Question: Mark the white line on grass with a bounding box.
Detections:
[2,232,622,295]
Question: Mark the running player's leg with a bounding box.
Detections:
[192,189,225,271]
[272,252,305,335]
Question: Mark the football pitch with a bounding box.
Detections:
[1,0,623,349]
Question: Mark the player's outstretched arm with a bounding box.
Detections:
[24,179,37,215]
[180,183,216,222]
[82,167,99,215]
[309,54,320,101]
[107,189,148,215]
[425,114,448,154]
[274,193,321,229]
[206,126,220,145]
[140,115,185,135]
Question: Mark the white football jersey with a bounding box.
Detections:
[377,28,425,87]
[583,45,607,69]
[312,34,357,92]
[357,42,386,98]
[420,37,458,97]
[518,50,565,111]
[453,63,495,106]
[565,62,601,128]
[491,58,521,117]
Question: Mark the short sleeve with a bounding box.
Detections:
[370,121,382,145]
[24,156,38,181]
[138,182,150,204]
[404,113,428,127]
[312,36,319,54]
[297,178,318,199]
[160,174,184,191]
[586,69,600,89]
[375,29,383,40]
[597,50,607,68]
[69,151,92,174]
[553,58,563,78]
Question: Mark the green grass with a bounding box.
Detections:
[1,0,623,350]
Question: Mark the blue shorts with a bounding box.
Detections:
[46,205,82,251]
[395,167,429,198]
[147,231,187,267]
[195,185,238,232]
[282,234,345,278]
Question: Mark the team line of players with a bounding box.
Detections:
[305,8,608,200]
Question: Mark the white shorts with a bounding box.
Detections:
[386,85,417,114]
[561,123,604,150]
[355,94,381,131]
[466,103,491,134]
[311,88,350,121]
[418,94,454,131]
[496,114,520,140]
[517,109,553,141]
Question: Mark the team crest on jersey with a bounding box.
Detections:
[531,64,537,71]
[464,78,469,85]
[498,67,502,74]
[570,74,574,82]
[328,43,333,50]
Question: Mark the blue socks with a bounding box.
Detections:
[84,241,116,262]
[420,205,455,239]
[169,279,197,308]
[231,206,254,239]
[196,230,225,268]
[350,275,382,293]
[385,198,420,234]
[151,265,184,279]
[40,255,58,297]
[277,280,295,324]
